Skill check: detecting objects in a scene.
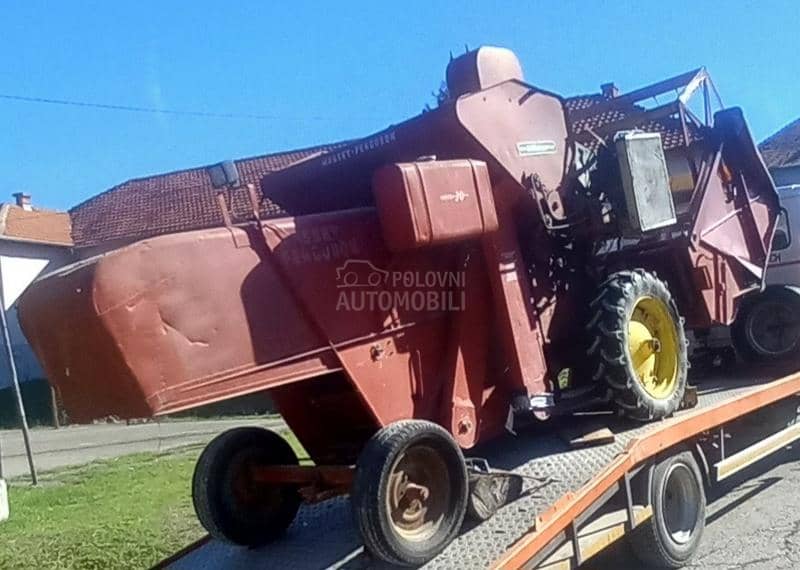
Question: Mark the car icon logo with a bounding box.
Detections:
[336,259,389,287]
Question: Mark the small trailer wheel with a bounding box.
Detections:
[192,427,301,547]
[630,450,706,568]
[351,420,468,566]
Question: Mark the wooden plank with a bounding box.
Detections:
[559,422,616,449]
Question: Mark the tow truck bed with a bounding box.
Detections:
[160,366,800,569]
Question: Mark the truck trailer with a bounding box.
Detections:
[156,365,800,569]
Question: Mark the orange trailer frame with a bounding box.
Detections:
[494,368,800,569]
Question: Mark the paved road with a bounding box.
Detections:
[0,417,284,479]
[586,443,800,569]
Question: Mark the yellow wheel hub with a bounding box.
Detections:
[628,296,680,399]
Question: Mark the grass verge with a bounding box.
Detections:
[0,429,307,570]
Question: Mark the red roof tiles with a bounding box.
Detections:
[759,118,800,169]
[69,143,347,248]
[0,204,72,246]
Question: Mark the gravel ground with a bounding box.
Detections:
[585,443,800,569]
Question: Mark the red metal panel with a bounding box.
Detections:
[481,192,550,400]
[456,81,569,220]
[685,109,780,325]
[17,225,336,422]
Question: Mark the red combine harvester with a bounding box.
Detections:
[19,47,778,565]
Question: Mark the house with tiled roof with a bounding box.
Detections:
[70,142,348,253]
[0,193,73,426]
[759,118,800,187]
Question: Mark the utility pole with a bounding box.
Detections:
[0,278,37,485]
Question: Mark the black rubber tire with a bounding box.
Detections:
[587,269,688,421]
[192,427,301,547]
[732,288,800,363]
[630,450,706,568]
[351,420,468,567]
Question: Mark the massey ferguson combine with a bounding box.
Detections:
[19,47,778,566]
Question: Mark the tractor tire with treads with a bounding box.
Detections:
[587,269,688,421]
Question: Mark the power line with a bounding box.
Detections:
[0,92,370,122]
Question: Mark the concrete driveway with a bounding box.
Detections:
[0,417,284,479]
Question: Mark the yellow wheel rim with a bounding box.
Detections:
[628,296,680,399]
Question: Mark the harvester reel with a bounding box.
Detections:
[351,420,468,566]
[587,269,688,421]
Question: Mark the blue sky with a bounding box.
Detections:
[1,1,798,211]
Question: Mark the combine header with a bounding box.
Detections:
[19,47,778,565]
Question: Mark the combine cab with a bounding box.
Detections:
[18,47,778,565]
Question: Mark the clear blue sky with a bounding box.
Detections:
[1,1,798,211]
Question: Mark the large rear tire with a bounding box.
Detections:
[192,427,301,547]
[587,269,688,421]
[630,450,706,568]
[351,420,468,567]
[732,288,800,363]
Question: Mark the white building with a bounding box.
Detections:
[0,193,73,424]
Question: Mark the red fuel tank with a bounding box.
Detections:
[372,159,499,251]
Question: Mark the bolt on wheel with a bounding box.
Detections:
[192,427,301,546]
[662,463,702,545]
[386,446,450,542]
[629,296,680,399]
[733,289,800,362]
[630,450,706,568]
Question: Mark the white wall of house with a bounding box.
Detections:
[0,240,73,389]
[772,165,800,187]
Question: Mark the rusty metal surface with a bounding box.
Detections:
[166,368,789,570]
